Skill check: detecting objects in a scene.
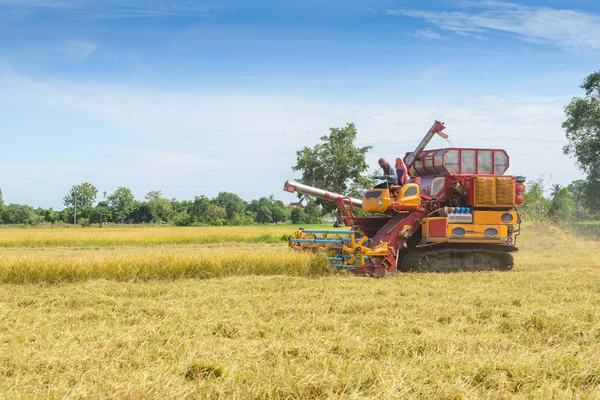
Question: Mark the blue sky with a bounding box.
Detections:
[1,0,599,209]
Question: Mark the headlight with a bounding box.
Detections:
[501,213,514,223]
[452,227,466,237]
[378,199,383,208]
[485,228,498,238]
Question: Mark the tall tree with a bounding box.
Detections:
[563,70,600,211]
[190,195,212,224]
[550,184,563,199]
[145,191,173,223]
[255,205,272,224]
[292,123,372,213]
[549,187,574,221]
[107,187,136,223]
[213,192,246,220]
[567,179,590,220]
[0,188,4,208]
[270,200,288,224]
[63,182,98,224]
[90,202,112,227]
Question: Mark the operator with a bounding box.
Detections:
[374,158,398,188]
[395,157,409,185]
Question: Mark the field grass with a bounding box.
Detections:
[0,225,314,248]
[574,221,600,239]
[0,244,330,283]
[1,224,600,398]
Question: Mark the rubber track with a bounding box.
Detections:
[398,247,514,273]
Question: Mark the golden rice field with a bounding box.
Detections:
[0,225,297,247]
[1,224,600,399]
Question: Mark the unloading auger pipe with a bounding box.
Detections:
[283,180,363,208]
[404,120,449,170]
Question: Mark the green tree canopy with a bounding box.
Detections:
[290,207,305,224]
[270,200,288,224]
[213,192,246,220]
[292,123,372,213]
[1,204,38,225]
[63,182,98,223]
[563,70,600,211]
[549,186,574,221]
[255,205,272,224]
[90,203,112,226]
[145,191,173,223]
[107,187,136,223]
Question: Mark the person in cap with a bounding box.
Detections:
[374,158,398,188]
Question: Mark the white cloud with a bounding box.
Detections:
[60,39,97,59]
[411,29,443,40]
[388,1,600,50]
[0,68,582,207]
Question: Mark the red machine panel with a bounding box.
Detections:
[428,218,447,238]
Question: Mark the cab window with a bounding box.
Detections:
[364,191,382,199]
[404,187,417,197]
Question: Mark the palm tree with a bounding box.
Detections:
[550,184,562,199]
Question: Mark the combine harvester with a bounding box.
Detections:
[285,121,526,276]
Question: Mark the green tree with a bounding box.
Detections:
[90,203,112,227]
[549,187,575,221]
[213,192,246,220]
[0,188,4,208]
[230,212,254,226]
[107,187,136,223]
[145,191,173,223]
[563,70,600,211]
[206,204,227,224]
[130,202,153,224]
[191,196,209,224]
[550,184,563,199]
[303,200,323,224]
[63,182,98,224]
[567,179,591,220]
[290,207,306,224]
[256,205,272,224]
[173,212,192,226]
[270,201,288,224]
[1,204,38,225]
[522,177,550,222]
[36,208,60,224]
[292,123,372,213]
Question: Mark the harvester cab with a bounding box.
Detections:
[362,183,421,214]
[284,121,525,277]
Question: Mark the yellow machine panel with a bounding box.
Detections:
[447,224,508,243]
[473,210,518,225]
[474,177,496,205]
[422,219,511,244]
[362,189,392,213]
[395,183,421,209]
[495,177,516,206]
[474,177,516,207]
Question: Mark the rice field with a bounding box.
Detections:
[1,224,600,398]
[0,225,298,248]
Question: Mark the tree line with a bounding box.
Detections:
[522,178,598,224]
[0,186,324,226]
